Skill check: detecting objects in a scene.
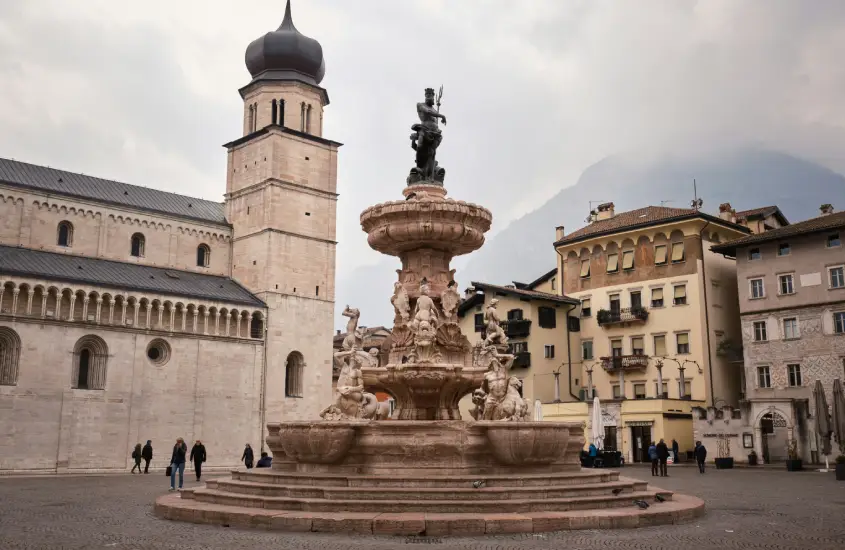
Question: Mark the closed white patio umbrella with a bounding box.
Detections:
[591,395,604,450]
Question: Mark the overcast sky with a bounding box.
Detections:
[2,0,845,327]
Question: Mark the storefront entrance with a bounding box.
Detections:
[629,425,652,463]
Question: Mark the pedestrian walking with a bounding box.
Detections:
[169,437,187,491]
[190,440,207,481]
[648,441,659,476]
[241,443,254,469]
[656,438,670,477]
[131,443,143,473]
[142,440,153,474]
[256,451,273,468]
[694,440,707,474]
[671,438,680,463]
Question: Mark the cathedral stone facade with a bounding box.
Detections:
[0,1,338,473]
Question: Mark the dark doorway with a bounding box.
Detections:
[77,349,90,389]
[604,426,618,451]
[630,425,652,463]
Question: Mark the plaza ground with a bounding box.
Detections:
[0,464,843,549]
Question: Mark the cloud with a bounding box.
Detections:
[2,1,845,328]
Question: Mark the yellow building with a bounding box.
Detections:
[545,202,751,463]
[457,276,579,419]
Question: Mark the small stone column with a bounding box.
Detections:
[679,366,686,399]
[618,368,625,399]
[133,302,140,327]
[11,289,20,316]
[192,310,198,333]
[120,299,127,325]
[145,303,152,329]
[40,293,48,318]
[82,297,90,322]
[95,298,103,323]
[203,311,210,335]
[215,311,221,335]
[656,363,664,398]
[169,308,176,332]
[26,289,34,315]
[235,314,242,338]
[68,295,76,321]
[157,305,164,328]
[181,309,187,332]
[225,313,231,336]
[108,299,115,325]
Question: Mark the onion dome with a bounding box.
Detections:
[244,0,326,86]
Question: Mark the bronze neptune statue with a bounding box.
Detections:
[408,86,447,185]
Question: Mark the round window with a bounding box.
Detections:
[146,339,171,366]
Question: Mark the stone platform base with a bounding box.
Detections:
[154,471,704,535]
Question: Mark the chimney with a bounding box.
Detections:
[718,202,733,221]
[596,202,615,221]
[820,204,834,216]
[464,287,476,299]
[336,329,341,335]
[555,225,565,241]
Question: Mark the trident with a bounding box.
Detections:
[436,85,444,113]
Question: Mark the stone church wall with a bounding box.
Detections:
[0,185,232,276]
[0,319,264,472]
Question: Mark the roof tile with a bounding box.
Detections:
[712,211,845,254]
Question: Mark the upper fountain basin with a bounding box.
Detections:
[360,196,492,257]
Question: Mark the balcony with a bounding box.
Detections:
[502,319,531,338]
[512,351,531,368]
[596,307,649,327]
[601,354,650,372]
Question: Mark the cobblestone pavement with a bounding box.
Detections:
[1,465,844,550]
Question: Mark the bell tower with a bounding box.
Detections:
[224,0,339,422]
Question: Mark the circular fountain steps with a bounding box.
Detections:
[155,469,705,534]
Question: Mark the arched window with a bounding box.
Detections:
[248,104,255,134]
[197,244,210,267]
[57,221,73,247]
[285,351,304,397]
[130,233,145,257]
[72,335,108,390]
[278,99,285,127]
[252,102,258,131]
[250,312,264,339]
[300,102,306,132]
[306,104,312,134]
[271,99,278,126]
[0,327,22,386]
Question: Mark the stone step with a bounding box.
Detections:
[189,487,672,514]
[231,469,621,488]
[208,478,646,501]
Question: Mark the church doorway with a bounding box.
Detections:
[761,411,789,463]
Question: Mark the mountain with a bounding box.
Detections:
[460,149,845,286]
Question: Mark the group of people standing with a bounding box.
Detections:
[130,441,154,474]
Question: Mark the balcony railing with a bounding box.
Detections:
[502,319,531,338]
[512,351,531,368]
[601,354,650,372]
[596,307,649,327]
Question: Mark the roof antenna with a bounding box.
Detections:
[690,179,703,211]
[585,200,607,224]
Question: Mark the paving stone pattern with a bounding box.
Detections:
[1,466,844,549]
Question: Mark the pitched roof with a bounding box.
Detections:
[0,245,263,307]
[470,282,579,306]
[0,158,227,226]
[712,211,845,256]
[555,206,750,246]
[523,268,557,290]
[734,205,789,225]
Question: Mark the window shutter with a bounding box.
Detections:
[622,250,635,270]
[674,285,686,299]
[655,245,667,264]
[654,335,667,356]
[582,298,591,310]
[580,260,591,277]
[632,337,644,351]
[677,333,689,346]
[652,288,663,301]
[606,254,619,272]
[671,242,685,262]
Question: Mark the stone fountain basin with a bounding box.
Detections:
[477,421,579,466]
[269,421,368,464]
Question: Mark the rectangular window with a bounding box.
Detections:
[581,298,592,317]
[779,274,794,295]
[655,381,668,398]
[606,253,619,273]
[835,312,845,334]
[778,243,790,256]
[758,366,772,388]
[582,340,594,360]
[748,248,762,261]
[474,313,484,332]
[567,315,580,332]
[828,233,842,248]
[783,318,798,339]
[631,336,644,355]
[830,266,844,289]
[651,287,664,307]
[580,260,591,278]
[634,383,646,399]
[750,278,765,299]
[551,277,556,291]
[676,332,690,354]
[653,334,667,357]
[612,385,622,399]
[787,364,802,387]
[671,242,685,263]
[655,245,668,265]
[510,342,528,354]
[507,309,524,321]
[609,294,621,313]
[684,380,692,397]
[673,285,687,305]
[622,250,635,270]
[538,306,557,328]
[630,291,642,309]
[753,320,768,342]
[544,345,555,359]
[611,339,623,357]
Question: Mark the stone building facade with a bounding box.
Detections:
[0,2,337,473]
[712,206,845,464]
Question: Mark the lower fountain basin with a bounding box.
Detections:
[271,421,366,464]
[478,421,576,466]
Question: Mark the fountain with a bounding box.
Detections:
[156,88,704,535]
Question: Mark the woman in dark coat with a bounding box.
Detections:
[169,437,187,491]
[190,440,207,481]
[131,443,143,474]
[141,440,153,474]
[241,443,254,469]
